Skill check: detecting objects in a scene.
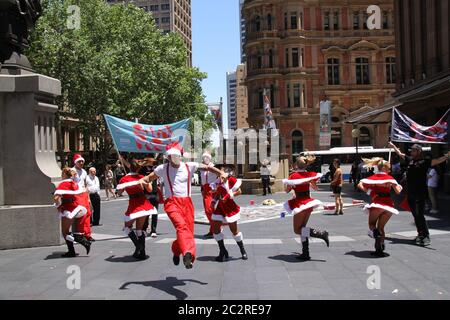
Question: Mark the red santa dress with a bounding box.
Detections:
[360,172,402,215]
[117,173,157,222]
[54,179,88,219]
[212,176,242,224]
[283,171,323,215]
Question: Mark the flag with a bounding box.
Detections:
[391,108,449,144]
[104,114,190,153]
[263,89,276,130]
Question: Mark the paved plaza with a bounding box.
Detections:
[1,185,450,300]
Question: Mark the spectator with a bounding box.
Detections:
[330,158,344,215]
[104,165,116,201]
[427,166,439,214]
[260,159,272,196]
[87,167,102,226]
[114,163,126,197]
[350,160,360,191]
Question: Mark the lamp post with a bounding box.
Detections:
[352,128,361,161]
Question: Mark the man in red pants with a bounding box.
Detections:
[140,143,226,269]
[72,154,94,242]
[200,151,218,239]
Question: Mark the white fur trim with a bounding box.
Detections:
[360,178,399,186]
[233,232,243,242]
[214,232,224,241]
[65,234,75,242]
[54,189,85,195]
[116,180,142,190]
[74,156,85,164]
[231,179,242,192]
[212,211,241,223]
[363,203,399,215]
[283,199,322,215]
[124,208,157,222]
[282,173,323,186]
[60,205,87,219]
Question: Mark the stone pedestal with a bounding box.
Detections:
[0,73,62,249]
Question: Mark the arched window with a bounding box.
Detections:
[359,127,371,146]
[356,57,370,84]
[292,130,304,156]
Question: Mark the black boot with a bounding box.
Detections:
[236,241,248,260]
[297,239,311,261]
[127,231,140,258]
[62,240,77,258]
[173,255,180,266]
[371,229,384,257]
[136,233,149,260]
[215,240,229,262]
[310,228,330,247]
[73,234,91,255]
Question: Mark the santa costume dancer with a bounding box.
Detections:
[283,155,329,260]
[54,167,91,257]
[210,164,247,262]
[117,159,157,260]
[200,151,218,239]
[140,142,227,269]
[358,157,403,257]
[72,154,94,242]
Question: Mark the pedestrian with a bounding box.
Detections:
[389,142,450,246]
[87,167,102,226]
[200,151,218,239]
[210,164,247,262]
[350,160,360,191]
[283,155,329,261]
[117,159,156,260]
[139,142,227,269]
[330,158,344,215]
[114,163,126,197]
[357,158,403,257]
[72,154,94,242]
[104,165,116,201]
[138,157,161,238]
[260,159,272,196]
[54,167,91,257]
[427,166,439,214]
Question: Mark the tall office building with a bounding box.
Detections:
[227,64,249,130]
[107,0,192,66]
[239,0,246,62]
[226,71,238,130]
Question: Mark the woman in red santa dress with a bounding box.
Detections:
[210,164,247,262]
[358,157,403,257]
[117,159,157,260]
[283,155,329,261]
[54,167,91,258]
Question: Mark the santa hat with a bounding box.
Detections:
[166,142,183,157]
[73,154,85,164]
[202,151,212,159]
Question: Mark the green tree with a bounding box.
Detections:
[27,0,213,168]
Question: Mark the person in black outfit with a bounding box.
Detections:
[389,142,450,246]
[138,157,160,237]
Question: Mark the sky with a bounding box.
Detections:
[192,0,241,131]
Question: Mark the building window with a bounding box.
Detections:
[150,5,159,11]
[327,58,340,85]
[257,54,263,69]
[258,90,264,109]
[292,48,299,68]
[353,11,360,30]
[267,13,272,30]
[359,127,371,146]
[161,17,170,24]
[363,12,368,29]
[292,131,304,155]
[285,48,289,68]
[269,49,274,68]
[386,57,396,84]
[293,84,301,107]
[356,57,370,84]
[284,13,288,30]
[383,11,389,29]
[291,12,298,29]
[333,11,339,30]
[161,3,170,11]
[255,16,261,32]
[286,84,291,108]
[324,11,330,30]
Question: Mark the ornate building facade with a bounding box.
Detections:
[242,0,396,159]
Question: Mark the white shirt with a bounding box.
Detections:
[201,163,218,185]
[260,165,271,176]
[427,168,439,188]
[86,174,100,194]
[72,167,88,190]
[154,162,199,198]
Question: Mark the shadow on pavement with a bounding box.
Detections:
[268,253,326,263]
[196,256,242,262]
[44,252,89,260]
[119,277,208,300]
[105,255,144,263]
[345,251,391,259]
[385,237,437,251]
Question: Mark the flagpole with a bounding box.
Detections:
[388,106,396,162]
[103,114,129,174]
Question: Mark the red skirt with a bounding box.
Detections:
[124,197,157,222]
[363,197,399,215]
[213,199,241,223]
[58,202,87,219]
[284,197,322,215]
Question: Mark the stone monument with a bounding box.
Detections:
[0,0,62,249]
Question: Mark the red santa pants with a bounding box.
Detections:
[164,197,196,261]
[75,191,92,237]
[202,187,214,234]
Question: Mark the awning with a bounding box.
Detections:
[345,100,402,125]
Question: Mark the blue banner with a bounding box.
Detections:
[104,114,190,153]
